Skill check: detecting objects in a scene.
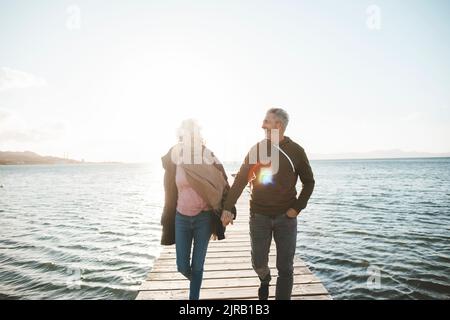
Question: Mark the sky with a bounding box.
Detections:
[0,0,449,162]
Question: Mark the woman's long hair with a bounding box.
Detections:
[172,119,211,165]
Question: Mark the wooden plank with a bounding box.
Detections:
[158,251,269,259]
[163,244,276,253]
[163,247,273,254]
[147,266,312,281]
[207,239,252,244]
[151,260,306,272]
[140,274,320,291]
[206,238,252,243]
[136,283,328,300]
[153,255,299,266]
[291,294,333,300]
[237,294,333,300]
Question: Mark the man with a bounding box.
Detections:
[221,108,315,300]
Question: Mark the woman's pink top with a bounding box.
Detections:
[175,166,210,216]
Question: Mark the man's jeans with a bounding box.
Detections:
[175,211,212,300]
[250,212,297,300]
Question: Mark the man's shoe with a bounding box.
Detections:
[258,283,269,300]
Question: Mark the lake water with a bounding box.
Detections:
[0,158,449,299]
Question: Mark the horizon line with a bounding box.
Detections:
[2,149,450,165]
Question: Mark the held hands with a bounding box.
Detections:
[221,210,234,227]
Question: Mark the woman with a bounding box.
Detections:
[160,119,236,300]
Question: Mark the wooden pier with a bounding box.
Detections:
[136,192,331,300]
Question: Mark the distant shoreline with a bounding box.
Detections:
[0,151,123,166]
[0,162,123,166]
[310,156,450,161]
[1,148,449,166]
[2,157,449,166]
[221,156,450,166]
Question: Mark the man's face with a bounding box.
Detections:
[262,112,282,140]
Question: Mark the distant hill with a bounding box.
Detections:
[223,149,450,163]
[0,151,83,165]
[310,149,450,160]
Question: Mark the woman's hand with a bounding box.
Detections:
[221,210,234,227]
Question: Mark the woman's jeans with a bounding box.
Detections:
[175,211,212,300]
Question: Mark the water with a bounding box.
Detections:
[0,159,449,299]
[299,158,450,299]
[0,164,163,300]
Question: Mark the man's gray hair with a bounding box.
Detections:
[267,108,289,130]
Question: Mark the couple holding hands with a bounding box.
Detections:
[160,108,315,300]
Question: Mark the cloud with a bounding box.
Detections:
[0,67,47,91]
[0,126,65,143]
[0,109,65,143]
[402,112,422,122]
[0,109,11,122]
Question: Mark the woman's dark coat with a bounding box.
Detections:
[160,147,236,245]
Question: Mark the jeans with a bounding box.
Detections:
[175,211,212,300]
[249,212,297,300]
